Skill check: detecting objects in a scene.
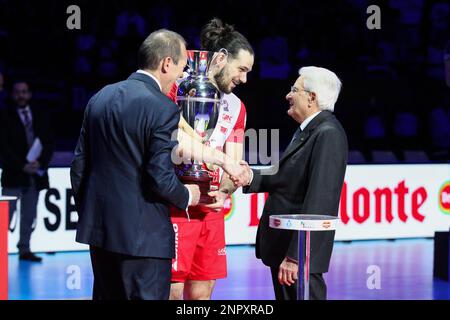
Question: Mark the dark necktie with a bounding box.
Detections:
[284,126,303,154]
[21,109,34,146]
[22,109,32,128]
[290,126,302,144]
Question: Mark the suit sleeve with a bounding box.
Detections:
[286,128,348,260]
[0,111,27,171]
[145,104,189,210]
[37,112,55,169]
[70,95,95,206]
[243,165,279,194]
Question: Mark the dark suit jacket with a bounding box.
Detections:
[244,111,348,273]
[71,72,189,259]
[0,106,54,191]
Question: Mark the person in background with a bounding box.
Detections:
[0,71,7,109]
[0,81,54,262]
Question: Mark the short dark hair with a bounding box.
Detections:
[11,80,31,92]
[138,29,186,70]
[200,18,254,59]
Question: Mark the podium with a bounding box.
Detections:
[0,196,18,300]
[269,214,339,300]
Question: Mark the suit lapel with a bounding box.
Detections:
[279,130,310,164]
[279,111,333,163]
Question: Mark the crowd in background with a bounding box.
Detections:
[0,0,449,164]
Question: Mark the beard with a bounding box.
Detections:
[15,99,29,107]
[213,67,232,94]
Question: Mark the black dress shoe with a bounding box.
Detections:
[19,252,43,262]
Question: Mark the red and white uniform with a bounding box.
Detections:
[168,82,246,282]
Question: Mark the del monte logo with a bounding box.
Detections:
[439,181,450,215]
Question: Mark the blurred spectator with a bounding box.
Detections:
[389,0,424,62]
[74,32,96,78]
[0,71,6,109]
[115,7,146,38]
[0,81,54,262]
[429,2,450,46]
[429,95,450,161]
[445,39,450,87]
[97,40,118,79]
[146,0,173,29]
[182,15,201,50]
[427,2,450,80]
[393,109,419,157]
[74,56,93,77]
[76,32,96,53]
[259,27,290,79]
[362,96,389,159]
[427,46,447,80]
[0,1,447,162]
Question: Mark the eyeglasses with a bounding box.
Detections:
[290,86,310,94]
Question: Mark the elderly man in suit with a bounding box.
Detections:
[238,66,348,300]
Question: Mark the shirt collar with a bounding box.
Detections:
[17,105,31,114]
[300,111,321,131]
[136,69,162,92]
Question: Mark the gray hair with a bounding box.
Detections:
[138,29,186,70]
[299,66,342,112]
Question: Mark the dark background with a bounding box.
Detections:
[0,0,448,164]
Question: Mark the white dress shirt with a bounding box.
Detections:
[300,110,322,131]
[136,69,162,92]
[17,105,33,127]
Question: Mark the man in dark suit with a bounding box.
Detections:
[70,29,201,300]
[239,66,348,300]
[0,81,54,262]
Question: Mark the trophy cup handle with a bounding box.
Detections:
[208,48,229,77]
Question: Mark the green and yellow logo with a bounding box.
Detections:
[438,181,450,215]
[223,195,235,221]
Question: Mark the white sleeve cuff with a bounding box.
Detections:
[186,187,192,209]
[247,169,254,186]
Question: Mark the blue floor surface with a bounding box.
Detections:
[7,239,450,300]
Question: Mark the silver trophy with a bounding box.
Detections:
[175,50,222,204]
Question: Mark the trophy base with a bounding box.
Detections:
[199,193,215,205]
[176,164,215,206]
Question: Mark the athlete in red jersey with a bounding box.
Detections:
[169,18,255,300]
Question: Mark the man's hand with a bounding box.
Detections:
[203,190,228,212]
[278,257,298,286]
[185,184,200,207]
[23,161,40,175]
[228,160,252,187]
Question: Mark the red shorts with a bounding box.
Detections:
[171,212,227,282]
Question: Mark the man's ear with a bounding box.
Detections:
[210,51,228,72]
[216,52,227,65]
[161,57,173,73]
[310,92,316,103]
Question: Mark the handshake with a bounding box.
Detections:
[222,159,253,188]
[183,160,252,207]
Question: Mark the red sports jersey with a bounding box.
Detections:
[168,82,246,220]
[168,78,248,282]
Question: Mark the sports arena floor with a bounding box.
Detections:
[7,238,450,300]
